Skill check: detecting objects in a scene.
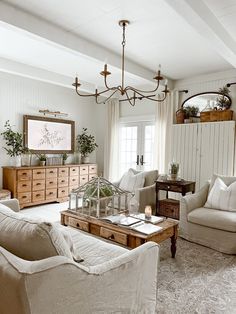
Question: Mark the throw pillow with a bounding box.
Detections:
[119,169,145,192]
[0,206,74,261]
[204,177,236,211]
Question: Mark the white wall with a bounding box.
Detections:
[0,71,101,188]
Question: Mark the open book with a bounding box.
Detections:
[100,214,141,226]
[130,213,164,224]
[131,222,163,235]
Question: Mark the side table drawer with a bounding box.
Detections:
[156,183,182,193]
[100,227,127,246]
[68,217,89,232]
[159,199,179,219]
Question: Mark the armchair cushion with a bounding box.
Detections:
[119,169,145,192]
[188,207,236,232]
[0,206,74,261]
[209,173,236,191]
[205,177,236,211]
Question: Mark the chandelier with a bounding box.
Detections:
[72,20,169,106]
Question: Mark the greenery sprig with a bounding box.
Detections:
[1,120,24,157]
[77,128,98,157]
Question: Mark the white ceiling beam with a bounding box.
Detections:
[0,1,173,86]
[165,0,236,68]
[0,57,95,92]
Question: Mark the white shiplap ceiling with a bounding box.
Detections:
[0,0,235,89]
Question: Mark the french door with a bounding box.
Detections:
[119,121,155,176]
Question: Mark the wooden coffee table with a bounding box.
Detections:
[61,210,179,258]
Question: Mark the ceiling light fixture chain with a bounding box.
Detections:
[72,20,169,105]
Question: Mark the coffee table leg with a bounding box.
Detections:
[171,235,176,258]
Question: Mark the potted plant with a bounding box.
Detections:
[76,128,98,163]
[36,154,47,166]
[183,106,199,123]
[217,85,231,110]
[1,120,24,166]
[168,162,179,180]
[61,153,68,165]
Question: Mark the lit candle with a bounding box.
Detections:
[165,79,168,86]
[145,205,152,219]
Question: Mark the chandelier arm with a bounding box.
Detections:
[124,90,136,106]
[125,80,160,94]
[145,92,168,102]
[96,89,119,104]
[75,89,97,97]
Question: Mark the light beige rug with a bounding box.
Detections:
[22,203,236,314]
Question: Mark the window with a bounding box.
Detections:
[119,121,155,176]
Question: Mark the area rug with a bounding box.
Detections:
[158,238,236,314]
[21,203,236,313]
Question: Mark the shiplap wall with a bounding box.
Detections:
[0,71,100,188]
[171,121,235,191]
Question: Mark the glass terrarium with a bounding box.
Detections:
[69,177,132,218]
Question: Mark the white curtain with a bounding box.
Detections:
[154,91,179,173]
[103,98,120,181]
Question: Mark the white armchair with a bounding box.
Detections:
[114,168,158,212]
[180,175,236,254]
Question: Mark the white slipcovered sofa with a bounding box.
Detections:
[0,199,159,314]
[180,174,236,254]
[114,168,158,213]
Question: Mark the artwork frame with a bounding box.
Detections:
[23,115,75,154]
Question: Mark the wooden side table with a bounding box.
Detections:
[155,179,195,219]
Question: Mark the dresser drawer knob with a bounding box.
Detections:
[49,192,53,195]
[36,194,41,197]
[72,169,76,171]
[76,223,80,228]
[36,183,41,186]
[61,190,65,193]
[108,234,115,240]
[37,172,41,175]
[22,184,27,187]
[50,181,53,184]
[22,173,27,175]
[22,196,27,199]
[50,171,54,173]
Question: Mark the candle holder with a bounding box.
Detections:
[144,205,152,220]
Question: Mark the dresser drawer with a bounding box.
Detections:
[89,165,97,174]
[17,170,32,181]
[46,189,57,200]
[32,179,45,191]
[159,199,179,219]
[46,168,57,178]
[17,192,31,204]
[46,178,57,189]
[58,177,69,187]
[58,187,68,198]
[80,175,88,185]
[80,166,89,175]
[58,168,68,177]
[68,217,89,232]
[69,167,79,176]
[32,191,45,202]
[33,169,45,180]
[17,180,31,192]
[69,186,77,193]
[69,176,79,186]
[89,174,97,181]
[100,227,127,246]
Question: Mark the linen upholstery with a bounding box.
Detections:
[0,198,20,212]
[0,201,159,314]
[205,177,236,211]
[116,168,158,212]
[119,168,145,192]
[180,177,236,254]
[0,206,73,261]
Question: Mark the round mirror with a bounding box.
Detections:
[182,92,232,116]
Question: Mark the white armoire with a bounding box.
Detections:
[171,121,235,191]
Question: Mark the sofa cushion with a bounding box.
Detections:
[205,177,236,211]
[188,207,236,232]
[67,226,128,266]
[0,205,73,261]
[209,174,236,192]
[119,169,145,192]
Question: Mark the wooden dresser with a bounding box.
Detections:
[2,164,97,209]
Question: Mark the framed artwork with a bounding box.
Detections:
[23,115,75,153]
